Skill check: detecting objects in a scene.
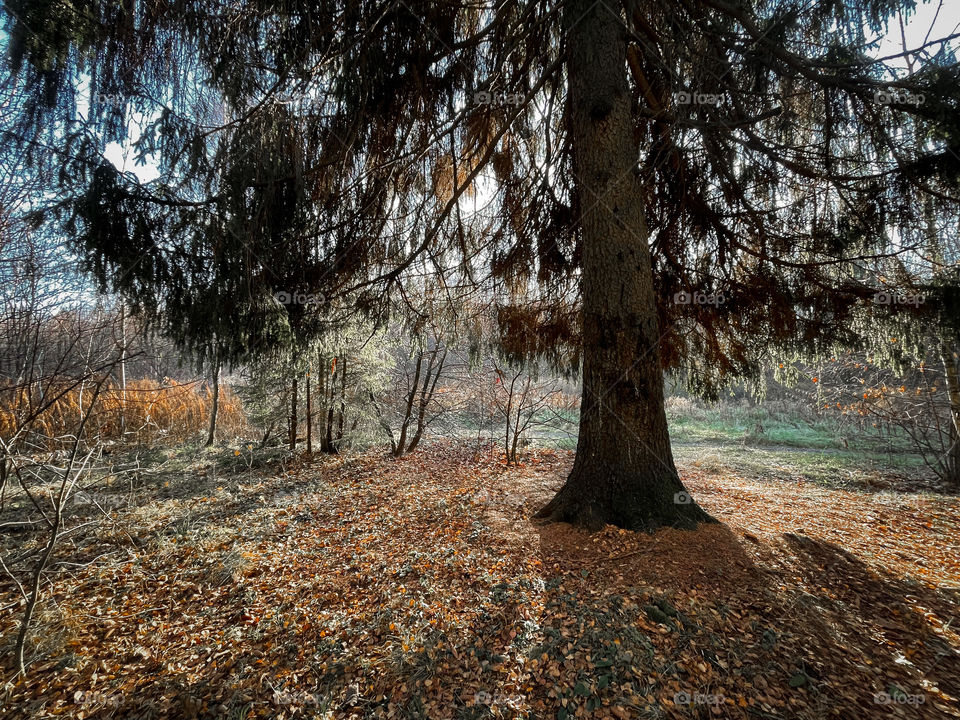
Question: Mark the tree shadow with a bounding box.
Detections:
[6,449,959,720]
[522,514,960,719]
[779,532,960,704]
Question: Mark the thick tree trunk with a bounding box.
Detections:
[536,0,712,531]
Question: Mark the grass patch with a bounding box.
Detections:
[666,401,838,449]
[676,442,927,487]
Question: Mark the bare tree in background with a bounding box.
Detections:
[492,361,566,465]
[372,331,448,457]
[0,223,128,675]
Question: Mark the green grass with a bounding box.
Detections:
[673,442,927,487]
[668,415,843,449]
[665,398,915,454]
[444,397,935,487]
[453,397,934,485]
[662,398,928,486]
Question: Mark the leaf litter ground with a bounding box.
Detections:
[2,443,959,719]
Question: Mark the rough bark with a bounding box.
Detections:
[536,0,713,531]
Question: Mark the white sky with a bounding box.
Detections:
[876,0,959,66]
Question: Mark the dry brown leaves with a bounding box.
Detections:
[2,443,959,719]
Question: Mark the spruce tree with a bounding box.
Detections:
[4,0,958,528]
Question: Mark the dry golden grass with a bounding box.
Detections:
[0,378,249,447]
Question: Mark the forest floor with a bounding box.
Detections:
[2,442,960,719]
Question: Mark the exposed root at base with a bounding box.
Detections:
[534,489,717,533]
